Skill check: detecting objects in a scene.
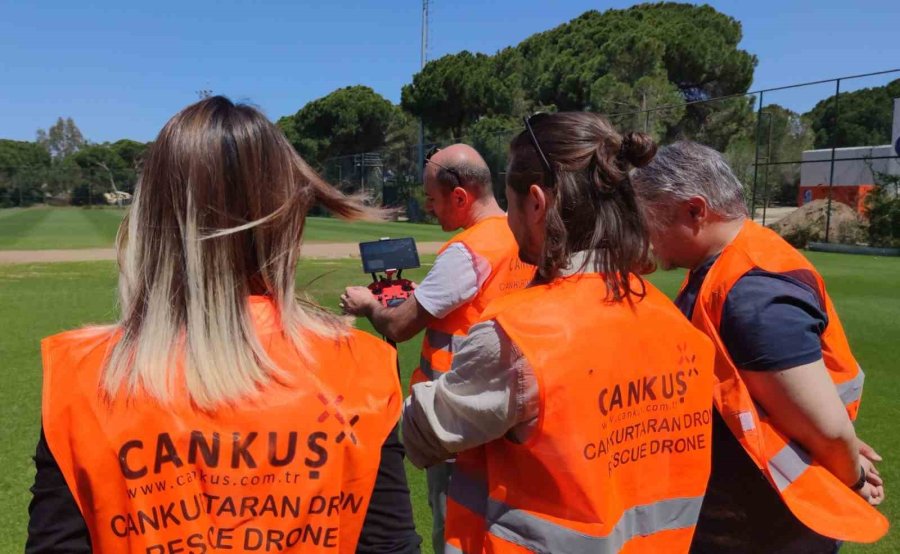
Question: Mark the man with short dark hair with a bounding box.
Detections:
[341,144,534,553]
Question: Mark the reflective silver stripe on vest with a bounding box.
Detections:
[768,440,813,492]
[836,368,865,406]
[427,328,464,353]
[418,355,435,380]
[447,464,488,516]
[737,411,756,431]
[444,544,464,554]
[484,496,703,554]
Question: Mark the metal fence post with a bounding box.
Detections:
[418,123,425,182]
[749,91,765,220]
[825,79,841,243]
[761,113,774,225]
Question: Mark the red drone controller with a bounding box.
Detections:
[368,269,415,308]
[359,237,420,309]
[358,238,420,369]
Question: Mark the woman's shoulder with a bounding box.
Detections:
[313,328,399,397]
[295,325,395,367]
[42,325,119,361]
[341,327,396,357]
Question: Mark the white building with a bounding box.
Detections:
[799,98,900,212]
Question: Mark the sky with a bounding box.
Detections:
[1,0,898,144]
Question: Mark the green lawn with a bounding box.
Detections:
[0,206,449,250]
[0,253,896,552]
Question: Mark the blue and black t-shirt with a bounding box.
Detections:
[678,255,840,554]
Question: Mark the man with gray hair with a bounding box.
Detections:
[632,141,886,552]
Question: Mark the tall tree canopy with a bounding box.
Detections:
[0,140,52,206]
[401,3,756,148]
[806,78,900,148]
[70,142,146,195]
[0,140,62,206]
[36,117,86,160]
[277,85,396,164]
[401,51,517,139]
[0,132,148,205]
[109,139,149,170]
[0,140,50,173]
[517,4,754,111]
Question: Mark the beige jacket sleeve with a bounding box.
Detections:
[401,320,540,469]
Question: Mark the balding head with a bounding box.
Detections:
[426,143,493,198]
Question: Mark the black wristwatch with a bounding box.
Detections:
[852,466,867,491]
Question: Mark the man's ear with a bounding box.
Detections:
[451,186,469,208]
[527,184,548,225]
[685,196,710,224]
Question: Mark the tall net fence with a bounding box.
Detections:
[319,69,898,244]
[0,164,140,208]
[2,70,898,244]
[602,71,900,235]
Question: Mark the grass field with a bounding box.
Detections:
[0,206,450,249]
[0,253,897,552]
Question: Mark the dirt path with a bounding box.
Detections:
[0,242,446,265]
[752,206,797,225]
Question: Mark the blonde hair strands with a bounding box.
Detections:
[105,96,380,409]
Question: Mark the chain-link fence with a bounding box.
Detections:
[0,164,139,208]
[601,70,900,241]
[3,70,898,243]
[319,144,427,219]
[319,69,900,243]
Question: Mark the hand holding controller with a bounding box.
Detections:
[357,237,421,308]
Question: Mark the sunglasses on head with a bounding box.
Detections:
[424,146,463,186]
[523,113,555,188]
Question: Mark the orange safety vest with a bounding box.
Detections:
[41,296,401,554]
[410,215,535,388]
[689,219,888,543]
[445,272,716,553]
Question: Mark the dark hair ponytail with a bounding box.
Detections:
[507,113,656,301]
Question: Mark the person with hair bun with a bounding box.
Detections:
[402,112,717,553]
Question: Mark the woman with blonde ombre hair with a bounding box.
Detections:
[27,96,421,553]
